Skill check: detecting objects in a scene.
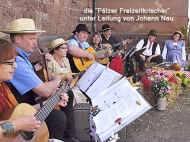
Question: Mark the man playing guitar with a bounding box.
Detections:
[100,24,128,51]
[1,18,69,142]
[67,24,94,72]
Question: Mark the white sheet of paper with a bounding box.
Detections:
[77,62,105,92]
[93,108,115,134]
[91,78,152,141]
[86,68,122,99]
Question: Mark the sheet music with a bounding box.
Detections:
[91,78,152,141]
[86,68,122,99]
[93,103,131,135]
[93,108,115,134]
[77,62,105,92]
[77,62,151,141]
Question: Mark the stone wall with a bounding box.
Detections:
[0,0,92,37]
[0,0,188,37]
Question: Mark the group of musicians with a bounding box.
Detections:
[0,18,187,142]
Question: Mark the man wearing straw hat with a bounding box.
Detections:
[1,18,71,141]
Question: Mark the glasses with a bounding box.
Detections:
[0,60,16,66]
[59,44,68,49]
[60,47,67,50]
[55,45,67,50]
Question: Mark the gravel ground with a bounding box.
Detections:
[126,93,190,142]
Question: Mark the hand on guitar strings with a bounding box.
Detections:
[63,72,73,82]
[105,48,112,57]
[58,93,69,107]
[12,116,41,132]
[86,52,95,60]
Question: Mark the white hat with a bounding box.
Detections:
[1,18,45,34]
[49,38,67,50]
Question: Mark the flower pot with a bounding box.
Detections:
[157,97,167,110]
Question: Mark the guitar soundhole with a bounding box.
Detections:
[20,131,34,140]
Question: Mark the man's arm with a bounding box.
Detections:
[32,78,61,97]
[135,39,144,51]
[112,42,122,49]
[11,56,61,97]
[147,44,161,62]
[68,45,94,60]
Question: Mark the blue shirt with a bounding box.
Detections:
[68,35,90,50]
[10,47,43,95]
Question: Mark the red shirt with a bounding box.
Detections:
[109,55,124,74]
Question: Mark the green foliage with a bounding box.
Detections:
[152,77,170,98]
[176,72,190,88]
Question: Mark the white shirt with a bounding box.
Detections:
[135,39,161,56]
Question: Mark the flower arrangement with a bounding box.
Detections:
[176,72,190,88]
[151,72,171,98]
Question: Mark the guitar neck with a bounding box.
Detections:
[35,82,69,122]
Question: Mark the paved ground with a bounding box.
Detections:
[127,93,190,142]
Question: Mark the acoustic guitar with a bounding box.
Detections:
[72,47,96,72]
[2,81,69,142]
[96,43,112,65]
[72,46,111,71]
[97,38,134,64]
[72,38,133,71]
[2,104,49,142]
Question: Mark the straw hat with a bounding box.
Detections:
[173,31,183,39]
[49,38,67,50]
[0,32,8,39]
[1,18,45,34]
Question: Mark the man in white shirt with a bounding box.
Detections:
[135,30,163,71]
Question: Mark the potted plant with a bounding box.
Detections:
[152,73,170,110]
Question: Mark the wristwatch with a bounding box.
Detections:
[0,121,15,137]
